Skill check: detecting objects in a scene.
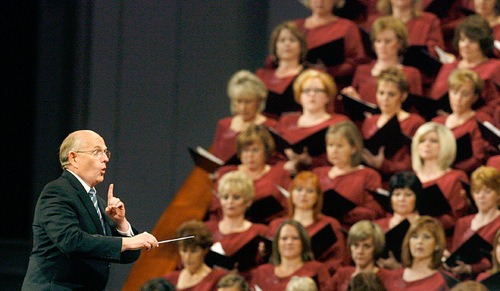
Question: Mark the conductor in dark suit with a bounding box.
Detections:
[22,130,159,290]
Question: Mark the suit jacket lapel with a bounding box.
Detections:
[62,171,107,235]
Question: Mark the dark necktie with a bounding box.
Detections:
[89,188,107,235]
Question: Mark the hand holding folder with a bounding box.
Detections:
[341,93,379,122]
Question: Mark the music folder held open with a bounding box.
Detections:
[364,115,411,159]
[322,188,357,220]
[445,233,492,267]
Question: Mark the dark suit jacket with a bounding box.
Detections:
[22,170,141,290]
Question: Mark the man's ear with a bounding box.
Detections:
[68,152,78,169]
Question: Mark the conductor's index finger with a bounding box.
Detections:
[108,184,114,204]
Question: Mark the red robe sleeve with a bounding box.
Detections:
[406,12,445,57]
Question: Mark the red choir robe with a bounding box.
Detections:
[313,166,385,226]
[429,59,500,117]
[432,112,492,174]
[294,17,368,87]
[210,116,279,163]
[268,214,349,275]
[420,170,470,232]
[250,261,331,291]
[255,68,303,120]
[385,268,452,291]
[361,114,425,181]
[163,269,228,291]
[450,215,500,275]
[207,162,291,224]
[351,61,423,105]
[363,12,445,58]
[358,0,379,21]
[278,112,350,168]
[205,221,269,276]
[331,266,397,291]
[438,0,474,52]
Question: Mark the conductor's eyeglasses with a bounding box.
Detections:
[76,149,111,159]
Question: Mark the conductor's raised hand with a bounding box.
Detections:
[105,184,127,230]
[122,232,159,252]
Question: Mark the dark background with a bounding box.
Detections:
[1,0,306,289]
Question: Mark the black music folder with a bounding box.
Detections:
[480,271,500,290]
[454,133,473,164]
[246,196,284,224]
[364,115,412,158]
[322,188,357,220]
[383,219,410,262]
[445,233,492,267]
[424,0,457,18]
[306,38,345,67]
[341,93,380,122]
[406,94,450,121]
[205,235,272,272]
[311,224,338,259]
[403,45,442,77]
[188,147,240,173]
[333,0,366,21]
[268,127,329,157]
[477,120,500,150]
[418,184,451,217]
[265,84,302,118]
[369,188,392,213]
